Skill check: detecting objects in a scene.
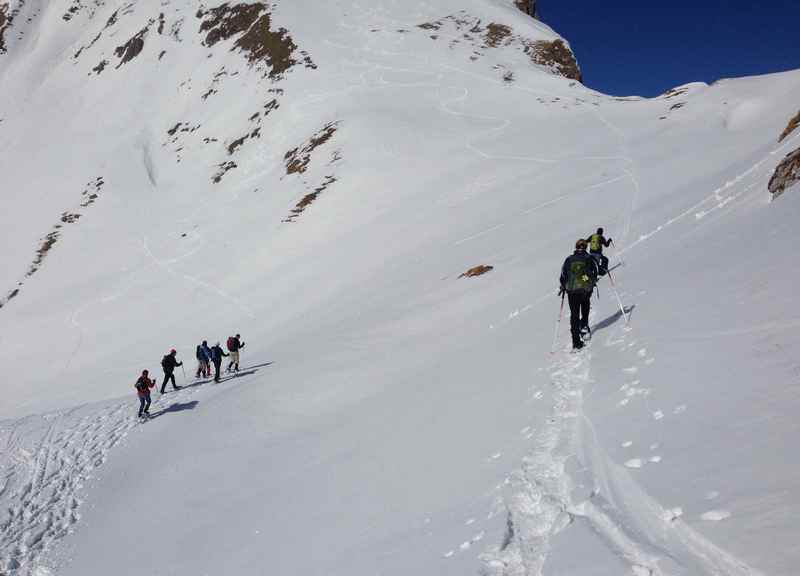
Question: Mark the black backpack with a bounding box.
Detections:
[161,354,170,370]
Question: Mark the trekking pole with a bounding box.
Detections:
[551,291,566,353]
[606,270,630,325]
[181,364,187,383]
[610,240,624,268]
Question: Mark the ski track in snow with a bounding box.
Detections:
[0,383,206,575]
[480,323,765,576]
[481,347,588,576]
[619,130,800,256]
[140,236,255,319]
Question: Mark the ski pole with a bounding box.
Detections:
[606,270,630,325]
[181,364,186,382]
[610,240,624,268]
[551,291,566,353]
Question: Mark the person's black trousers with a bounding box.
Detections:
[213,361,222,382]
[160,372,177,393]
[591,251,609,275]
[568,292,591,346]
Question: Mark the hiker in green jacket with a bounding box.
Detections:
[586,227,612,276]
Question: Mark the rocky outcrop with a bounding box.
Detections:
[528,38,581,82]
[418,13,580,83]
[0,1,13,53]
[197,3,315,79]
[779,110,800,143]
[513,0,538,19]
[768,147,800,200]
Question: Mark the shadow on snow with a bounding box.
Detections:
[592,305,636,333]
[149,400,199,420]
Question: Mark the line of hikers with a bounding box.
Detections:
[134,334,246,418]
[559,228,612,350]
[133,229,612,414]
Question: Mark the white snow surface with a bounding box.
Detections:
[1,0,800,574]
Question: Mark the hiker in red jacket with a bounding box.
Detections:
[135,370,156,418]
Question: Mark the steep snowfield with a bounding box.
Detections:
[1,0,799,574]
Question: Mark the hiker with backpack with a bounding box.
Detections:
[196,340,211,378]
[202,341,214,376]
[210,342,228,383]
[160,349,183,393]
[559,239,599,350]
[135,369,156,418]
[226,334,245,373]
[586,227,612,276]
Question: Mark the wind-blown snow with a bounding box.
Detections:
[1,0,799,574]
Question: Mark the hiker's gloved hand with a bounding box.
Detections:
[558,286,565,297]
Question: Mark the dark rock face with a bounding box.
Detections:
[514,0,538,19]
[114,26,148,68]
[769,147,800,200]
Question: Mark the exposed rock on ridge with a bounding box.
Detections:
[513,0,538,19]
[418,13,581,82]
[197,2,315,80]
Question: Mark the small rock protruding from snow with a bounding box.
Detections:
[460,265,494,278]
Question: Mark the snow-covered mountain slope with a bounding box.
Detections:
[1,0,799,574]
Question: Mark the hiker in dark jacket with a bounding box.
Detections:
[226,334,245,373]
[210,342,228,383]
[135,370,156,417]
[585,227,612,276]
[160,349,183,393]
[560,239,599,350]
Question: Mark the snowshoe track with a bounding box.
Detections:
[481,348,588,576]
[0,401,136,574]
[482,324,766,576]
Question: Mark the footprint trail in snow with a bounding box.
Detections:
[0,384,204,575]
[480,324,765,576]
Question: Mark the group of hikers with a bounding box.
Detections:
[132,229,613,415]
[134,334,246,418]
[559,227,613,350]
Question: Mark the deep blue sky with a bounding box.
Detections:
[540,1,800,97]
